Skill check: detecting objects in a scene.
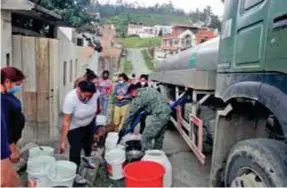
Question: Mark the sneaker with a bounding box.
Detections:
[74,174,87,184]
[82,156,96,169]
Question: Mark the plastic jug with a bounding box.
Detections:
[142,150,172,187]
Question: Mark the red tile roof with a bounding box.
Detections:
[162,30,184,39]
[196,29,215,38]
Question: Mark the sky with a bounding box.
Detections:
[98,0,224,16]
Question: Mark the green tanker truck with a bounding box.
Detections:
[150,0,287,186]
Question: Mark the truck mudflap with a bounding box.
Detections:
[171,106,206,165]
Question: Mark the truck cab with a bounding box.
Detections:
[212,0,287,186]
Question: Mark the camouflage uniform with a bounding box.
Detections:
[122,87,171,150]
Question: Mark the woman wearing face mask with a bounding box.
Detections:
[1,67,26,163]
[60,81,100,184]
[1,67,24,187]
[98,70,113,116]
[113,73,131,131]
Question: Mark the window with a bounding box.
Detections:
[174,39,179,45]
[70,60,73,82]
[77,38,83,46]
[63,61,67,86]
[6,53,10,66]
[168,39,173,46]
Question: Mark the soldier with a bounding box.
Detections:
[120,84,171,150]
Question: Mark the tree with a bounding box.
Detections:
[40,0,97,27]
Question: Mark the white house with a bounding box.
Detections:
[154,25,172,36]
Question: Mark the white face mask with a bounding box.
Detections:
[119,80,124,84]
[141,82,146,86]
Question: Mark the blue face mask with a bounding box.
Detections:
[7,85,22,94]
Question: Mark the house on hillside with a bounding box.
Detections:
[98,24,123,74]
[195,28,217,44]
[127,22,144,36]
[161,24,198,55]
[138,26,157,38]
[154,25,172,36]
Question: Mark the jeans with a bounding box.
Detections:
[99,95,109,116]
[67,119,94,172]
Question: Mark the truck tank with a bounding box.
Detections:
[151,37,220,90]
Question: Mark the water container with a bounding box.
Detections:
[105,132,119,153]
[29,146,54,159]
[105,148,126,180]
[96,115,107,126]
[124,161,164,187]
[27,155,56,186]
[46,160,77,187]
[142,150,172,187]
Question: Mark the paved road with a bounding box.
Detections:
[126,48,151,76]
[127,50,211,186]
[163,129,211,186]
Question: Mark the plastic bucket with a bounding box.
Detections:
[27,156,56,186]
[105,148,126,180]
[96,115,107,126]
[105,132,119,153]
[29,146,54,159]
[124,161,165,187]
[46,160,77,187]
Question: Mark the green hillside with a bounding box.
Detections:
[116,37,161,48]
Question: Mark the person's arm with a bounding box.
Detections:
[122,96,143,130]
[96,97,101,114]
[60,113,72,153]
[60,94,74,153]
[1,158,20,187]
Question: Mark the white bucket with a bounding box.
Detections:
[105,148,126,180]
[46,160,77,187]
[29,146,54,159]
[27,155,56,186]
[96,115,107,126]
[142,150,172,187]
[105,132,119,153]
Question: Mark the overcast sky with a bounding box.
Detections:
[98,0,224,16]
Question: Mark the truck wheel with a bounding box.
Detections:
[225,139,287,187]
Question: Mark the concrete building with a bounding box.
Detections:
[138,26,157,38]
[154,25,172,36]
[161,25,197,54]
[195,28,217,44]
[127,22,143,36]
[1,0,101,145]
[98,24,123,74]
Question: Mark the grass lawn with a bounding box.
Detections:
[116,37,161,48]
[141,49,155,71]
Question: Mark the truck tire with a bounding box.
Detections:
[225,139,287,187]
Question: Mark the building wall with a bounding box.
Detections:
[1,10,12,67]
[11,34,98,145]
